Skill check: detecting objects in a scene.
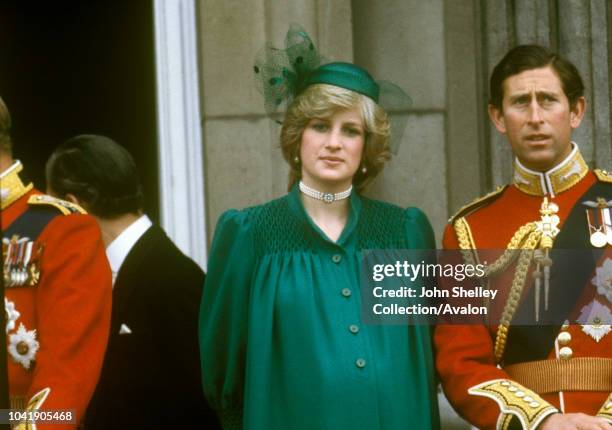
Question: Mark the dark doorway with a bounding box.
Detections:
[0,0,159,222]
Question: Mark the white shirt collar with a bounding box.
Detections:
[106,215,153,285]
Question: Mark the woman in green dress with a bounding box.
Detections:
[199,26,440,430]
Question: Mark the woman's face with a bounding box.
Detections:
[299,107,365,191]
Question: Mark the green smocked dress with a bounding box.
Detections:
[199,185,440,430]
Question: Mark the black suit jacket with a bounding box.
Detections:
[85,225,219,429]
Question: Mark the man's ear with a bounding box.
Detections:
[488,104,507,134]
[570,96,586,129]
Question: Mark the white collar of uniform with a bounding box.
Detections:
[106,214,153,282]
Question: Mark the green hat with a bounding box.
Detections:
[254,24,411,153]
[300,62,380,102]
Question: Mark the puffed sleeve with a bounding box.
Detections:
[403,206,436,249]
[199,209,256,429]
[30,214,112,430]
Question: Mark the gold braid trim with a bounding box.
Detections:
[453,217,479,265]
[494,230,541,363]
[454,217,546,363]
[469,379,557,430]
[497,413,513,430]
[485,223,536,277]
[597,392,612,423]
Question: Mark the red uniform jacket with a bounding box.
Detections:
[3,162,112,429]
[435,149,612,429]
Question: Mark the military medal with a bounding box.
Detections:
[2,235,42,287]
[8,323,39,369]
[584,198,612,247]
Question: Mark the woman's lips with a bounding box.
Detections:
[320,156,344,165]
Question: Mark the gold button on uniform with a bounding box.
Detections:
[557,331,571,346]
[559,346,573,360]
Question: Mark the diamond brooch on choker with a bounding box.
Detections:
[299,181,352,204]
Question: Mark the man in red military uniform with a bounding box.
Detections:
[0,96,112,429]
[435,45,612,429]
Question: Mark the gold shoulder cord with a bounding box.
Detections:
[493,228,540,362]
[454,216,542,363]
[453,217,479,265]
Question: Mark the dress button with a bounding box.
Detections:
[355,358,366,368]
[559,346,573,360]
[349,324,359,334]
[332,254,342,263]
[341,288,352,298]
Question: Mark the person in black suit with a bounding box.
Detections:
[45,134,219,429]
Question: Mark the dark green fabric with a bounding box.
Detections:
[301,62,380,102]
[199,185,440,430]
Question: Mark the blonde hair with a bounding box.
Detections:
[280,84,390,192]
[0,96,12,154]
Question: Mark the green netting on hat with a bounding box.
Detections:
[254,24,323,114]
[254,24,412,154]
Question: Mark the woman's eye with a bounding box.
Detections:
[312,122,328,131]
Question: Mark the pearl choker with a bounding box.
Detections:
[299,181,352,203]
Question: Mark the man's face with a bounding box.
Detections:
[488,66,585,172]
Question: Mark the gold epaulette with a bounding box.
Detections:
[448,185,507,224]
[594,169,612,183]
[469,379,558,430]
[27,195,86,215]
